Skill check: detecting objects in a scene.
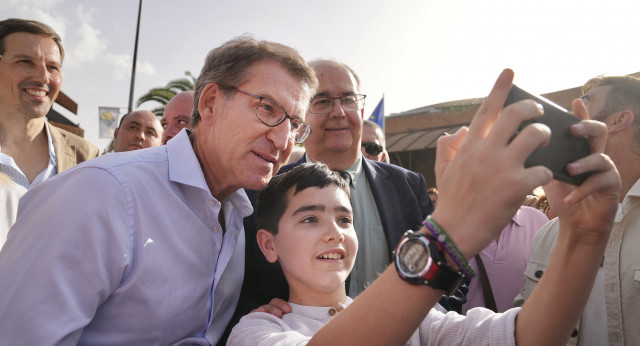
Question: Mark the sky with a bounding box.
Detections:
[2,0,639,150]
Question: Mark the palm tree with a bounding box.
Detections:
[137,71,197,117]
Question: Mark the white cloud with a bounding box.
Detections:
[105,53,132,80]
[0,0,64,11]
[13,4,67,39]
[73,22,107,62]
[76,4,96,23]
[103,54,156,80]
[137,60,156,76]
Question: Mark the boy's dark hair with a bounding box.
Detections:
[257,162,351,235]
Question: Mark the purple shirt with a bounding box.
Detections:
[462,206,548,314]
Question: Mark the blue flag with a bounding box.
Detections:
[368,97,384,129]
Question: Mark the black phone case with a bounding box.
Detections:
[505,85,591,186]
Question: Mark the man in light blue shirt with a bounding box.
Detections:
[0,36,317,345]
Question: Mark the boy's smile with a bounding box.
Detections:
[266,185,357,305]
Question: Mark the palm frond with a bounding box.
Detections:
[136,89,176,107]
[136,71,197,109]
[151,106,165,118]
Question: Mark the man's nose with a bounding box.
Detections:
[31,62,50,85]
[329,99,346,118]
[267,119,292,151]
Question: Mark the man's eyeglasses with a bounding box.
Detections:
[309,94,366,114]
[227,87,311,144]
[362,142,384,156]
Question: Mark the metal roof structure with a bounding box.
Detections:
[384,72,640,154]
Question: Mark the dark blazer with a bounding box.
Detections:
[219,157,438,344]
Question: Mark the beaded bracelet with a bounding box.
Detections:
[424,216,476,279]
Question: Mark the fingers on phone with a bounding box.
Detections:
[565,153,617,203]
[564,154,619,205]
[570,120,608,153]
[510,121,552,157]
[567,153,611,176]
[494,99,546,146]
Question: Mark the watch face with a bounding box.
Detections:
[397,238,432,277]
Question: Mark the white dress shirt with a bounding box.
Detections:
[0,122,58,189]
[229,297,519,345]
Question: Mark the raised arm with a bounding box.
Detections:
[514,99,619,345]
[308,69,619,346]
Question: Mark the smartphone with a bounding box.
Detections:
[504,85,591,186]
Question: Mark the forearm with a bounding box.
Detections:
[515,223,608,346]
[309,248,443,346]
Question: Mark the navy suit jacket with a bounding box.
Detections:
[219,157,453,344]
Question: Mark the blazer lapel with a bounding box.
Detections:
[49,125,76,173]
[362,159,401,256]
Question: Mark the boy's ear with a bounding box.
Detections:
[256,229,279,263]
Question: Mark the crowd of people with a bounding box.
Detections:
[0,17,637,346]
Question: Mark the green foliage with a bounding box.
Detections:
[102,72,197,154]
[137,71,197,117]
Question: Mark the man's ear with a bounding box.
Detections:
[198,82,223,126]
[256,229,279,263]
[607,110,635,134]
[113,128,119,139]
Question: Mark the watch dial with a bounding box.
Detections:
[398,240,430,276]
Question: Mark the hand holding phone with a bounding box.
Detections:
[505,85,591,186]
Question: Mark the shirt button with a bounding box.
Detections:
[534,270,543,279]
[209,200,215,206]
[213,226,220,233]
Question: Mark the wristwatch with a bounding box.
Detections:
[393,231,465,296]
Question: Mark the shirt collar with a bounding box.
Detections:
[166,128,252,217]
[0,122,57,189]
[342,155,363,189]
[626,178,640,198]
[511,207,525,226]
[618,177,640,221]
[167,129,209,191]
[0,121,56,164]
[44,122,58,168]
[303,153,363,188]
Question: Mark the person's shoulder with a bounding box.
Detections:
[92,146,168,169]
[529,217,560,259]
[278,157,304,175]
[366,158,420,176]
[58,146,167,186]
[365,159,425,187]
[228,311,299,345]
[518,206,550,223]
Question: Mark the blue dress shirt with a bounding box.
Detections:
[0,130,251,345]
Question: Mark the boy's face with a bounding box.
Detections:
[259,185,357,302]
